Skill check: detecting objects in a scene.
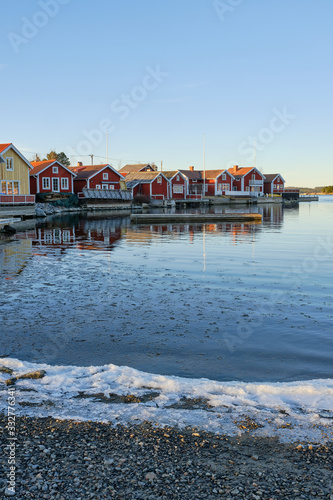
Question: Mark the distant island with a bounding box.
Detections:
[286,186,333,195]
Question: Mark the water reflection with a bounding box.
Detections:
[0,239,32,278]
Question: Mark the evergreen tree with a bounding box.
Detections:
[56,152,71,167]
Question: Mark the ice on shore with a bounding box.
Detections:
[1,357,333,443]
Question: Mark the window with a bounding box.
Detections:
[1,181,20,195]
[173,185,183,194]
[252,174,256,180]
[52,178,59,192]
[102,184,109,189]
[1,181,6,193]
[246,186,250,191]
[61,178,69,190]
[109,185,114,190]
[273,184,276,188]
[103,172,108,180]
[13,181,19,195]
[222,183,229,191]
[6,157,14,171]
[222,174,226,180]
[205,184,208,192]
[176,175,180,181]
[157,176,162,184]
[95,184,101,189]
[52,166,58,174]
[42,178,50,189]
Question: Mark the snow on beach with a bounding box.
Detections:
[1,357,333,443]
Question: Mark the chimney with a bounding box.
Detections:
[233,165,239,172]
[77,161,83,167]
[189,166,194,171]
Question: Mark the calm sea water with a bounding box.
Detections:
[1,197,332,383]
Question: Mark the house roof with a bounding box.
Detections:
[228,166,266,180]
[0,143,33,169]
[0,143,12,154]
[179,170,202,180]
[124,171,163,183]
[264,173,286,183]
[69,164,123,180]
[30,160,76,177]
[202,169,230,180]
[119,163,157,174]
[162,170,187,181]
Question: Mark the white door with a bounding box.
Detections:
[52,178,59,192]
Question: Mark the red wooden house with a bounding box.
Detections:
[179,167,203,198]
[125,171,169,200]
[30,160,76,195]
[118,163,157,176]
[228,165,266,196]
[263,174,285,195]
[163,171,188,199]
[70,164,124,195]
[202,170,235,196]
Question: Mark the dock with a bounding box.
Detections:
[130,213,262,223]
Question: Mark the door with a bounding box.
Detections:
[52,178,59,192]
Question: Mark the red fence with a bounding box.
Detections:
[0,194,35,204]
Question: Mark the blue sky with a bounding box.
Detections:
[1,0,332,187]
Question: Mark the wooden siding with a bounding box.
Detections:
[0,148,31,194]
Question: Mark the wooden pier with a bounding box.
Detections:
[131,213,262,223]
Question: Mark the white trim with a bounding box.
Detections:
[52,166,59,174]
[87,164,124,181]
[52,178,60,192]
[0,144,33,170]
[6,157,14,171]
[61,177,69,190]
[42,177,50,190]
[30,160,76,178]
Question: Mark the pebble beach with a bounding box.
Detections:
[1,415,332,499]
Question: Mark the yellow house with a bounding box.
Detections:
[0,143,34,202]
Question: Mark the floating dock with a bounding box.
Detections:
[131,213,262,223]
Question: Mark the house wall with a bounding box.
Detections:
[1,148,30,194]
[73,179,87,194]
[89,168,122,189]
[264,177,285,194]
[243,170,264,193]
[170,174,186,199]
[151,176,168,199]
[216,173,233,194]
[32,164,73,194]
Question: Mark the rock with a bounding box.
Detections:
[5,377,17,386]
[0,224,16,235]
[5,488,16,497]
[0,366,13,374]
[18,370,46,380]
[145,472,157,481]
[35,207,47,217]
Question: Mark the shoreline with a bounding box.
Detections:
[0,415,332,499]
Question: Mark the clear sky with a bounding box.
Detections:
[1,0,332,187]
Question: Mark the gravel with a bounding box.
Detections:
[0,415,332,499]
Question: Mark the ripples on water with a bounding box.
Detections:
[0,198,332,382]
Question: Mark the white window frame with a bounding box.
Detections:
[252,174,256,180]
[103,172,108,180]
[157,176,162,184]
[173,185,183,194]
[61,177,69,190]
[222,183,229,191]
[52,166,59,174]
[6,157,14,171]
[222,173,226,180]
[176,175,180,181]
[13,181,20,195]
[109,185,115,190]
[95,184,101,189]
[246,186,250,191]
[42,177,50,190]
[102,184,109,189]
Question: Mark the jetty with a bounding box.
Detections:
[130,213,262,223]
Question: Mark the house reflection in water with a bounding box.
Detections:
[0,239,32,278]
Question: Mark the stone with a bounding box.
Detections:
[35,207,47,217]
[145,472,157,481]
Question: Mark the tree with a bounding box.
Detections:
[44,150,71,166]
[31,153,41,162]
[56,152,71,167]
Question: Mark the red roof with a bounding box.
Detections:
[30,160,76,176]
[0,143,12,154]
[228,166,254,177]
